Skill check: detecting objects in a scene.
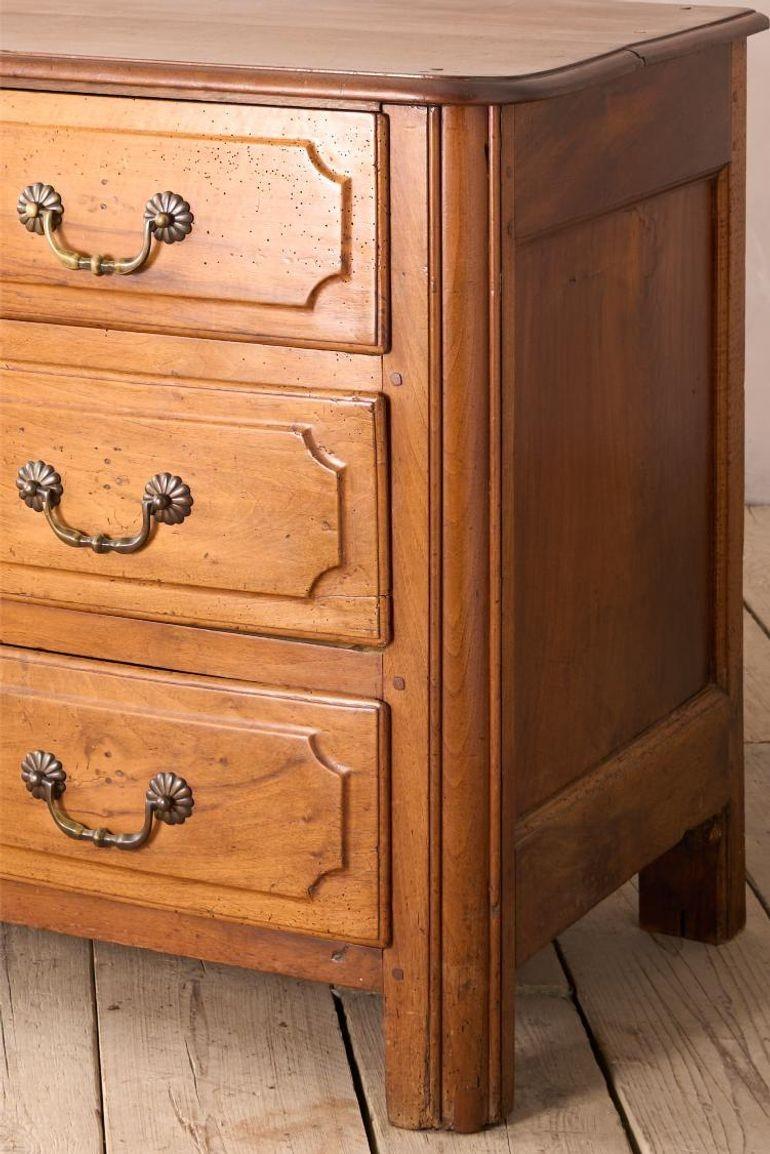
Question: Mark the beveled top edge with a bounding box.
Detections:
[0,10,767,106]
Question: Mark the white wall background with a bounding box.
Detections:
[655,1,769,501]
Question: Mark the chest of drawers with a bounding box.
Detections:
[1,0,767,1133]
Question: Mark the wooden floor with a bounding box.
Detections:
[2,507,769,1153]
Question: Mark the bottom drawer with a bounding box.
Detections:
[0,648,388,945]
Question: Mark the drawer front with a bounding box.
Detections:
[1,92,386,351]
[0,649,388,944]
[1,367,389,645]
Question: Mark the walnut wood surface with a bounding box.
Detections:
[513,47,732,238]
[0,17,763,1136]
[0,600,384,699]
[1,365,389,646]
[1,648,388,944]
[0,0,766,104]
[0,879,384,991]
[515,688,732,960]
[0,318,383,393]
[510,176,716,815]
[378,105,440,1130]
[1,93,386,352]
[638,40,749,945]
[439,104,499,1133]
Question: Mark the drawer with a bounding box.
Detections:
[0,92,387,351]
[1,366,389,646]
[0,648,388,944]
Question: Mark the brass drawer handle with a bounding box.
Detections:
[21,750,194,850]
[17,184,193,276]
[16,460,193,555]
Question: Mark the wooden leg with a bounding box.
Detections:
[638,800,746,944]
[383,974,515,1133]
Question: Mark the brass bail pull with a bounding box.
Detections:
[21,751,194,851]
[16,184,193,276]
[16,461,193,555]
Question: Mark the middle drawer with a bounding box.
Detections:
[1,365,389,646]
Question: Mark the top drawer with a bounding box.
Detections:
[0,92,387,351]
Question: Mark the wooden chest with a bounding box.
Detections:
[1,0,767,1133]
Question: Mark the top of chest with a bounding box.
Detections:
[1,0,766,105]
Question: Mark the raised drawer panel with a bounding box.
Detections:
[0,92,386,350]
[1,368,389,645]
[0,648,388,944]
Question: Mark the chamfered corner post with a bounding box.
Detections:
[638,40,748,945]
[437,103,513,1132]
[381,100,514,1133]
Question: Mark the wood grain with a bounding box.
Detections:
[93,941,369,1153]
[511,178,715,816]
[744,544,770,910]
[1,92,385,352]
[515,945,570,998]
[1,367,389,646]
[379,104,438,1130]
[0,878,384,991]
[487,104,510,1123]
[0,923,103,1154]
[439,104,500,1132]
[1,0,765,104]
[745,506,770,624]
[744,609,770,742]
[746,744,770,910]
[0,317,382,394]
[1,648,388,944]
[639,40,749,945]
[0,600,383,699]
[341,981,632,1152]
[560,883,770,1154]
[513,47,731,238]
[0,10,765,1136]
[515,689,731,960]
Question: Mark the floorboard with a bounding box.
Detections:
[743,584,770,911]
[93,941,370,1154]
[343,989,635,1153]
[745,507,770,627]
[744,608,770,742]
[559,884,770,1154]
[0,924,104,1154]
[746,745,770,911]
[341,947,633,1152]
[516,943,571,997]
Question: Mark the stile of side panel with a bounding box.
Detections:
[638,40,749,942]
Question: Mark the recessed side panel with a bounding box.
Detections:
[511,178,715,815]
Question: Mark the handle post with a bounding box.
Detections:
[17,185,193,276]
[21,751,194,851]
[16,461,193,555]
